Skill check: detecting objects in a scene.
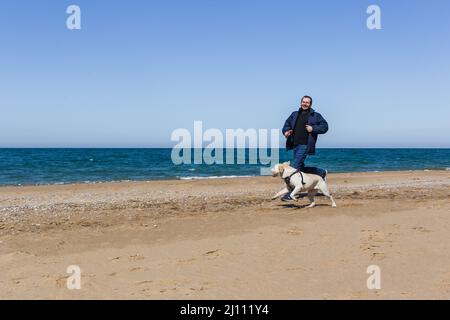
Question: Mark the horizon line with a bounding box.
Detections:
[1,146,449,149]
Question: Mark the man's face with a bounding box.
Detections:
[300,98,312,110]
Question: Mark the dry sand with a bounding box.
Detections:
[0,170,449,299]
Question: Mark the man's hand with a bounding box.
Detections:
[284,130,293,137]
[305,125,313,133]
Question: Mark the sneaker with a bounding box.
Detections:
[281,194,295,202]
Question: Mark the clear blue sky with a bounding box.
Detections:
[1,0,449,148]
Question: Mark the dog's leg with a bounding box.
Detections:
[306,189,317,208]
[272,187,289,200]
[318,181,337,207]
[286,184,298,199]
[289,186,302,201]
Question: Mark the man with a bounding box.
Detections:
[281,95,328,200]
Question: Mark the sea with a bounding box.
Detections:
[0,148,449,186]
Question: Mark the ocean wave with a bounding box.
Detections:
[178,175,255,180]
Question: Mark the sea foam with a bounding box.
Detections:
[178,175,255,180]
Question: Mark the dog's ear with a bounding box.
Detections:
[283,161,290,166]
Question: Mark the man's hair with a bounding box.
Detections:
[301,95,313,106]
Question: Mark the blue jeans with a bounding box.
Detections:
[291,144,326,178]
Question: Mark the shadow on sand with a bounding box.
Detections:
[279,203,329,209]
[277,192,329,209]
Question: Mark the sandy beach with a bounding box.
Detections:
[0,170,449,299]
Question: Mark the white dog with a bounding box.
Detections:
[271,162,337,208]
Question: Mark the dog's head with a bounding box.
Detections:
[271,161,291,177]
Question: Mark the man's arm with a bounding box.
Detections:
[282,113,294,135]
[311,113,328,134]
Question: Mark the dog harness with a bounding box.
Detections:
[284,170,306,188]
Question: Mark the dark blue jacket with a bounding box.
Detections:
[282,108,328,154]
